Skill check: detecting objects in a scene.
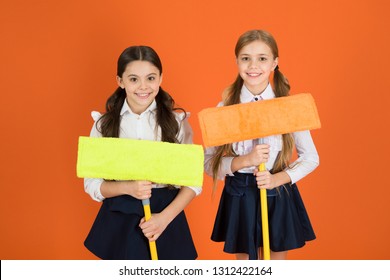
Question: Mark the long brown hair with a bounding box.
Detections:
[210,30,294,191]
[96,46,185,143]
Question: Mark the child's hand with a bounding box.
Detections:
[246,144,270,166]
[124,180,153,200]
[139,213,168,241]
[254,168,275,189]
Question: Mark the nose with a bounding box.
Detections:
[249,59,258,69]
[139,79,148,90]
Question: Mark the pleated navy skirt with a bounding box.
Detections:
[84,188,197,260]
[211,172,315,259]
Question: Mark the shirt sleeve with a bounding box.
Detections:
[83,111,106,202]
[285,130,319,184]
[176,112,202,196]
[204,146,234,180]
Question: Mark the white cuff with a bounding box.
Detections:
[184,186,202,196]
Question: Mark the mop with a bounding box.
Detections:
[198,93,321,259]
[77,136,204,260]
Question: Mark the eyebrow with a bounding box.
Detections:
[127,73,158,78]
[239,53,270,56]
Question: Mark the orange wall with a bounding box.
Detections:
[1,0,389,260]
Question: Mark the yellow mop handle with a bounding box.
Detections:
[259,162,270,260]
[142,199,158,260]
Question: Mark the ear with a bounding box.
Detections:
[273,57,279,70]
[116,76,124,88]
[159,73,163,86]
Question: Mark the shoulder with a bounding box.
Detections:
[216,101,224,107]
[173,110,190,122]
[89,111,103,137]
[91,111,102,121]
[174,110,193,143]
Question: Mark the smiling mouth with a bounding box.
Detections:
[135,92,151,99]
[247,73,261,77]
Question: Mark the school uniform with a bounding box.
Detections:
[204,84,319,260]
[84,100,199,260]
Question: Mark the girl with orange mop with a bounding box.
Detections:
[83,46,200,260]
[205,30,319,260]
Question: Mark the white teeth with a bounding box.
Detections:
[248,73,260,77]
[136,93,149,97]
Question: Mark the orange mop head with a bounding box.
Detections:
[198,93,321,147]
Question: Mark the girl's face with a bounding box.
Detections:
[117,60,162,114]
[237,40,278,94]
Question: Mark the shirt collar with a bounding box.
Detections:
[240,83,275,103]
[120,99,157,116]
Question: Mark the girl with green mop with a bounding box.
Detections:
[83,45,200,260]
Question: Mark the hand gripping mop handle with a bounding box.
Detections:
[142,199,158,260]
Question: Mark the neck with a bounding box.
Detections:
[126,99,150,115]
[246,82,268,96]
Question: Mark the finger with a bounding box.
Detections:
[143,230,154,238]
[257,179,266,186]
[137,189,152,199]
[148,233,160,242]
[256,176,269,185]
[140,222,150,231]
[256,170,267,178]
[260,146,269,152]
[142,181,153,186]
[256,144,269,148]
[140,189,151,197]
[143,185,153,192]
[138,194,149,200]
[140,219,155,231]
[143,228,159,240]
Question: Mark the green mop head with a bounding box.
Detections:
[76,136,204,187]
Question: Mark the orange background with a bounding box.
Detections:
[1,0,389,260]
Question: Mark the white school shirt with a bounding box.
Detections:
[84,99,202,202]
[204,84,319,184]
